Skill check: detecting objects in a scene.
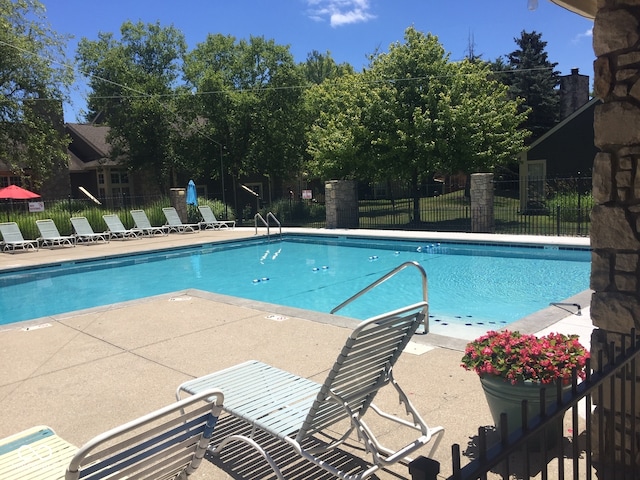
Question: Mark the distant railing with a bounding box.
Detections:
[2,176,593,239]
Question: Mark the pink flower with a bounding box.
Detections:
[460,330,589,384]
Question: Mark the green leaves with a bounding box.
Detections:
[0,0,73,187]
[305,26,529,219]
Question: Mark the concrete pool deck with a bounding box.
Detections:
[0,228,593,479]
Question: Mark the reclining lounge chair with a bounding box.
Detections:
[102,214,141,240]
[197,205,235,230]
[0,388,224,480]
[70,216,109,244]
[177,302,444,480]
[0,222,38,253]
[36,219,76,248]
[131,209,169,236]
[162,207,199,233]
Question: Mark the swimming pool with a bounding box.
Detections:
[0,234,590,337]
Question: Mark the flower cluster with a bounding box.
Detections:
[460,330,589,385]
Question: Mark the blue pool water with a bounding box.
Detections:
[0,235,590,332]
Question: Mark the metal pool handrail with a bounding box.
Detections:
[330,260,430,333]
[254,212,281,237]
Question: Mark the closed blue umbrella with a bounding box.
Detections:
[186,179,198,206]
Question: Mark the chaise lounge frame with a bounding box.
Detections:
[0,221,38,253]
[197,205,235,230]
[0,388,224,480]
[36,219,76,248]
[177,302,443,480]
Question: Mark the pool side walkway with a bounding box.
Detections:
[0,228,593,479]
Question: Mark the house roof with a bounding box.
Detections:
[66,123,111,158]
[527,97,600,151]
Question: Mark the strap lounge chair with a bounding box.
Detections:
[130,209,169,236]
[0,222,38,253]
[36,219,76,248]
[162,207,199,233]
[70,217,109,244]
[177,302,444,480]
[198,205,235,230]
[0,388,224,480]
[102,214,141,240]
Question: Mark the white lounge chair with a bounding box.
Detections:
[70,216,109,244]
[130,209,169,236]
[102,214,141,239]
[162,207,199,233]
[198,205,235,230]
[0,222,38,253]
[36,219,76,248]
[0,388,224,480]
[177,302,443,480]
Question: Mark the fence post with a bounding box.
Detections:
[408,456,440,480]
[471,173,494,233]
[556,204,561,236]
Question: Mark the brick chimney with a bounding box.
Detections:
[559,68,590,118]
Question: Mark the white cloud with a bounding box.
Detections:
[306,0,376,27]
[572,27,593,44]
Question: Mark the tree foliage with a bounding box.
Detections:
[182,34,307,188]
[0,0,73,188]
[493,30,560,142]
[76,21,188,191]
[306,27,529,221]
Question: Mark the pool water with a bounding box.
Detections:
[0,236,590,336]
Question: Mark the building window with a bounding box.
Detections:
[0,176,21,188]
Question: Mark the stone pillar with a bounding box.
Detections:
[590,0,640,469]
[169,188,187,223]
[325,180,358,229]
[470,173,494,233]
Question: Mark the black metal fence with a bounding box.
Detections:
[324,176,593,236]
[440,329,639,480]
[1,176,593,239]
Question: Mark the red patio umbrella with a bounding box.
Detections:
[0,184,41,200]
[0,185,41,221]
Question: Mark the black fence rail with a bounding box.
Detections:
[328,176,593,236]
[1,176,593,238]
[441,329,639,480]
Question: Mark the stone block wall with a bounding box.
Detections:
[470,173,494,233]
[325,180,358,229]
[591,0,640,468]
[169,188,187,222]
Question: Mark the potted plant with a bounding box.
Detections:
[461,330,589,446]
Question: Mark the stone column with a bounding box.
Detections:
[590,0,640,469]
[470,173,494,233]
[169,188,187,223]
[325,180,358,229]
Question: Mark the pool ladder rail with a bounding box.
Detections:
[254,212,281,238]
[330,261,430,334]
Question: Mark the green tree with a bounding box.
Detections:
[497,31,560,142]
[307,27,529,223]
[76,21,188,191]
[302,50,354,84]
[0,0,73,188]
[183,34,307,206]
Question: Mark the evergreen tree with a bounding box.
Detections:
[496,31,560,142]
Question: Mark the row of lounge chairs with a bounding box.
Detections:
[0,206,235,253]
[0,303,443,479]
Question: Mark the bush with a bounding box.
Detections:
[259,198,325,225]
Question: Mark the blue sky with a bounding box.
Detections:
[39,0,595,122]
